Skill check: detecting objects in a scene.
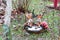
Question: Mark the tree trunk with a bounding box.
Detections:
[3,0,12,40]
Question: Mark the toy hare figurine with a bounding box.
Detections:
[24,13,33,27]
[36,14,42,27]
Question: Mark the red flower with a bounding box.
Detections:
[41,21,48,29]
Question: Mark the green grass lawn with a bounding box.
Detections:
[11,0,59,40]
[0,0,59,40]
[10,10,59,40]
[0,36,2,40]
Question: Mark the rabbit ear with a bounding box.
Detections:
[29,13,32,17]
[25,13,29,17]
[25,13,29,19]
[37,14,42,18]
[25,13,32,19]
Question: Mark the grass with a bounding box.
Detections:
[0,0,59,40]
[0,36,2,40]
[0,25,3,40]
[10,10,59,40]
